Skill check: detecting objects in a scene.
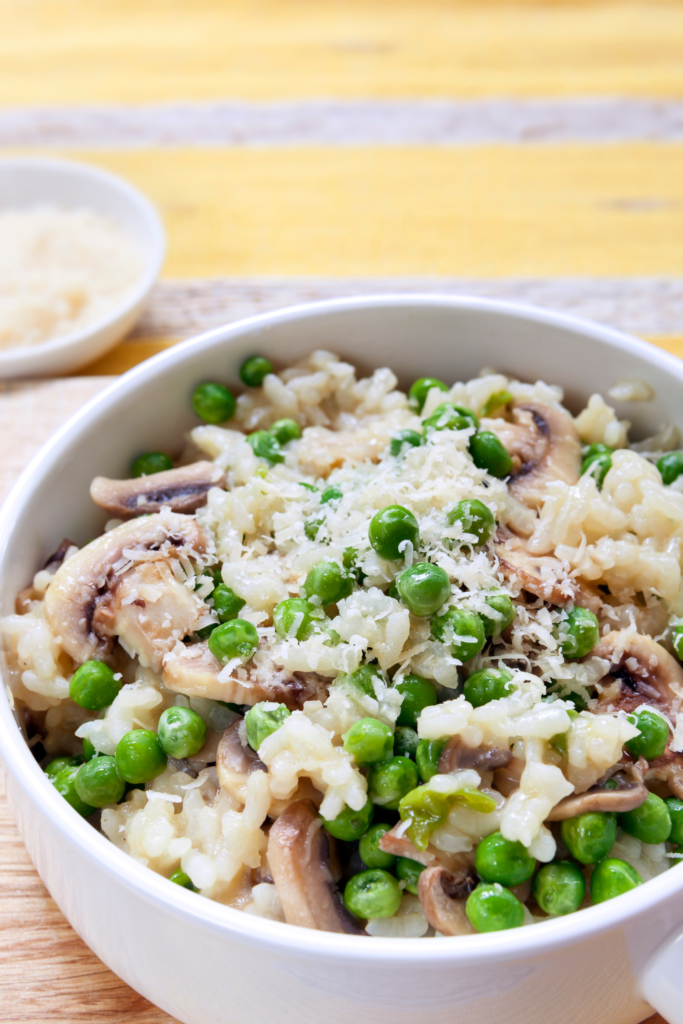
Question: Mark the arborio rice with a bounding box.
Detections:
[5,349,683,937]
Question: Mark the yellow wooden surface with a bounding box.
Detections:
[1,0,683,103]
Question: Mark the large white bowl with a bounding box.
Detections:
[1,296,683,1024]
[0,157,165,377]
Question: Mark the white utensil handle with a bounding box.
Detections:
[641,928,683,1023]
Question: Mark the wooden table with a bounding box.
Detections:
[2,0,683,1018]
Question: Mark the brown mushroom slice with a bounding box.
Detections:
[592,631,683,723]
[44,512,209,668]
[417,865,476,936]
[545,778,648,821]
[493,756,526,797]
[267,799,362,933]
[495,526,602,613]
[486,403,581,510]
[90,461,226,517]
[378,824,474,875]
[438,736,512,775]
[217,720,267,803]
[162,640,329,709]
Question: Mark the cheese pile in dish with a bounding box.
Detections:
[0,206,143,350]
[4,349,683,938]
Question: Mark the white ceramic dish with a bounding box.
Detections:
[1,295,683,1024]
[0,157,165,378]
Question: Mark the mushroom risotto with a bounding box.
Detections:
[5,349,683,936]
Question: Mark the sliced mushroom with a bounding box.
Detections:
[484,403,581,510]
[438,736,512,775]
[495,526,602,613]
[545,776,648,821]
[44,512,210,670]
[592,631,683,724]
[295,425,394,478]
[493,756,525,797]
[217,720,267,804]
[162,640,328,709]
[267,799,362,933]
[90,461,226,518]
[417,865,476,936]
[378,823,474,875]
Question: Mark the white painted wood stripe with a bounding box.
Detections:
[131,277,683,339]
[4,99,683,147]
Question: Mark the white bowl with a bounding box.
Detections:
[1,295,682,1024]
[0,157,165,377]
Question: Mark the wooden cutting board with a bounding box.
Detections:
[0,378,666,1024]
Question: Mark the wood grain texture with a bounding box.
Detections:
[1,0,683,104]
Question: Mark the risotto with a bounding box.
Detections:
[4,349,683,936]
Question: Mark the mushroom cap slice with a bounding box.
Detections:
[217,720,267,804]
[378,823,474,875]
[417,865,476,936]
[495,526,602,613]
[545,777,648,821]
[438,736,512,775]
[592,631,683,723]
[267,799,362,933]
[485,403,581,510]
[44,512,209,667]
[90,461,226,518]
[162,640,329,709]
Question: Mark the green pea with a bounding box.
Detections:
[324,799,374,841]
[82,737,97,762]
[393,726,419,759]
[582,444,613,489]
[468,431,513,478]
[368,756,419,810]
[396,856,426,895]
[431,607,486,662]
[396,562,451,617]
[368,505,420,561]
[211,583,246,622]
[408,377,449,413]
[273,598,323,641]
[320,485,342,504]
[532,861,585,916]
[246,430,284,464]
[446,498,496,546]
[245,702,291,750]
[625,708,669,762]
[666,797,683,845]
[170,869,198,892]
[270,418,301,445]
[45,756,81,779]
[463,667,516,708]
[208,618,259,661]
[359,823,397,869]
[304,516,324,541]
[69,660,122,711]
[557,607,600,659]
[415,738,446,783]
[240,355,274,387]
[75,756,126,808]
[657,451,683,486]
[158,706,207,759]
[191,382,236,424]
[475,831,536,887]
[590,858,643,904]
[620,791,672,844]
[481,390,513,416]
[343,717,394,766]
[131,451,173,477]
[466,883,525,932]
[672,624,683,662]
[115,729,167,784]
[390,429,423,457]
[342,663,384,699]
[303,561,353,607]
[52,764,96,817]
[423,402,479,433]
[561,812,617,865]
[344,869,403,919]
[480,594,516,638]
[395,674,437,729]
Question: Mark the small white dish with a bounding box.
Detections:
[0,157,165,378]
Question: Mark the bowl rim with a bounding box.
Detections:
[0,155,165,366]
[2,291,683,962]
